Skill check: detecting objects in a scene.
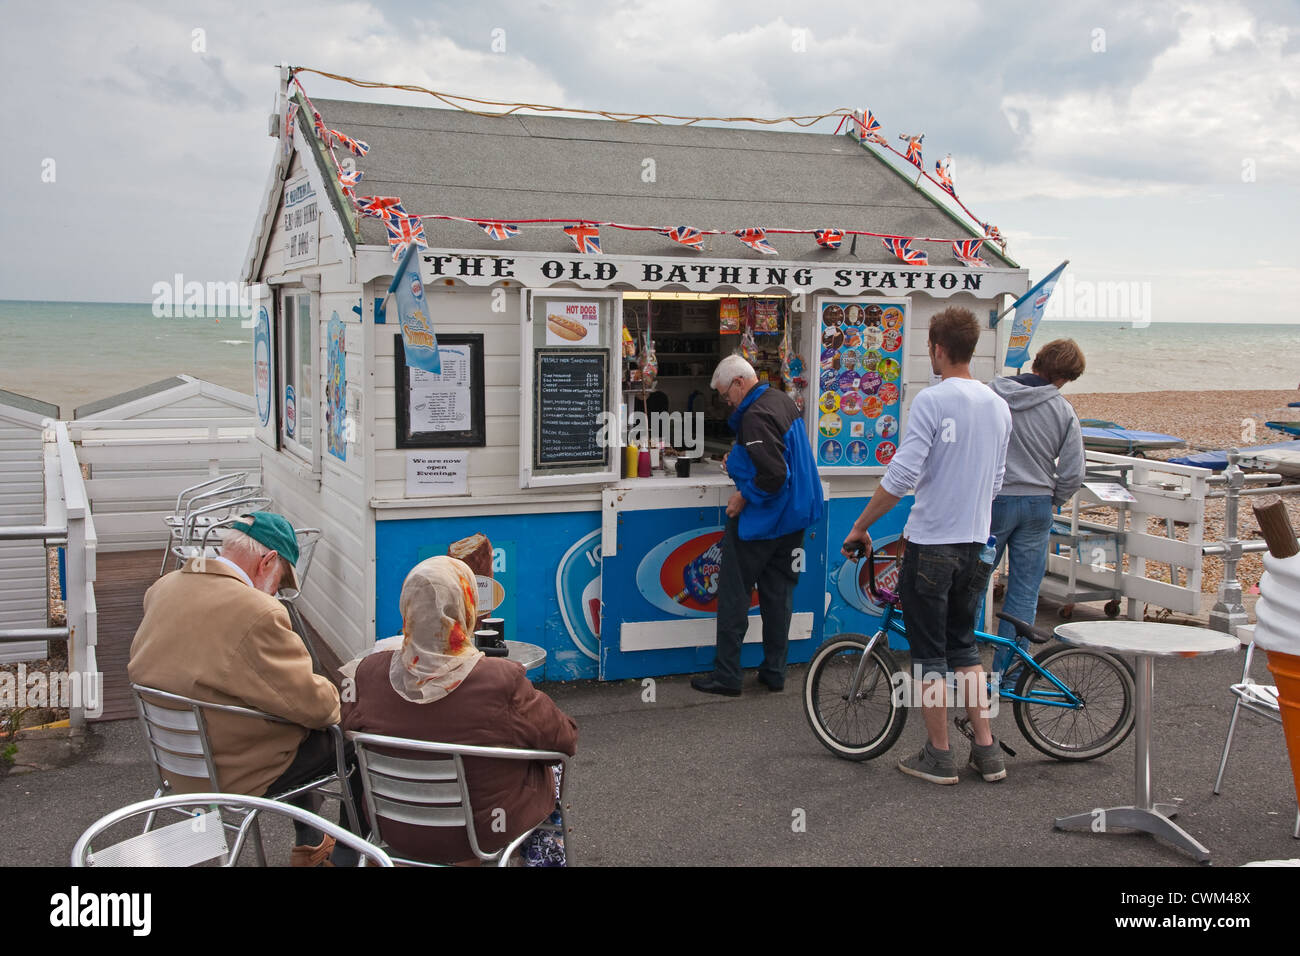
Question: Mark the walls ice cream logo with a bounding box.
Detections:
[635,528,758,618]
[557,530,602,660]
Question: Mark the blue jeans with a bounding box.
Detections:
[990,495,1054,676]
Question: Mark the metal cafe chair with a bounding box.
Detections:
[275,527,324,671]
[160,472,249,574]
[1212,639,1300,838]
[169,494,272,569]
[132,684,361,865]
[73,793,392,867]
[347,732,572,867]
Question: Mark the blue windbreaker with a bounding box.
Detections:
[725,384,824,540]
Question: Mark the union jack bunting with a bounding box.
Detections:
[734,228,778,255]
[934,155,955,196]
[285,102,297,141]
[312,109,329,143]
[357,196,408,221]
[329,129,370,157]
[385,215,427,261]
[659,226,704,251]
[477,221,520,241]
[882,237,928,266]
[899,133,924,170]
[952,239,988,267]
[814,229,844,250]
[983,222,1005,247]
[338,168,363,189]
[861,110,887,144]
[563,224,602,254]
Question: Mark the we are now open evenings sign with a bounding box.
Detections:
[406,452,468,496]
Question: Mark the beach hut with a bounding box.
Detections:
[0,389,59,663]
[240,75,1029,679]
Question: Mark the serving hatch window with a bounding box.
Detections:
[519,289,623,488]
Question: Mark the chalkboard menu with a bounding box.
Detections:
[533,349,609,469]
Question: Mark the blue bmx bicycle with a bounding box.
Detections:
[803,547,1136,762]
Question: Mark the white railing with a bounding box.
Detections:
[56,422,99,728]
[67,416,257,553]
[0,423,100,727]
[1044,451,1211,618]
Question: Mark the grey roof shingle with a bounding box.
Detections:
[309,98,1013,269]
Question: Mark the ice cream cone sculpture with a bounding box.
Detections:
[1250,497,1300,804]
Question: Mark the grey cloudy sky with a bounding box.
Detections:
[1,0,1297,322]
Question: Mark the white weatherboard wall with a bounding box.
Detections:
[372,286,525,502]
[256,150,372,661]
[0,404,51,662]
[74,377,258,553]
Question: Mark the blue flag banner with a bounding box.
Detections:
[388,242,441,373]
[1003,260,1068,370]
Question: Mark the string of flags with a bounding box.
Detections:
[290,75,1003,267]
[836,107,1004,248]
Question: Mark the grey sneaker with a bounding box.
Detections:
[969,738,1008,782]
[897,742,959,785]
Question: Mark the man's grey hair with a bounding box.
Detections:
[220,526,293,589]
[711,354,758,390]
[219,527,270,562]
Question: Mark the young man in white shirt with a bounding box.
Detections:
[841,307,1012,784]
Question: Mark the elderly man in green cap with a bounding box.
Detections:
[129,511,354,865]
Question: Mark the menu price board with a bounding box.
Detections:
[395,334,485,449]
[815,298,906,470]
[534,349,609,469]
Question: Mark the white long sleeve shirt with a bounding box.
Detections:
[879,377,1011,545]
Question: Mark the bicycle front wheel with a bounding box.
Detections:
[1013,645,1135,761]
[803,634,906,761]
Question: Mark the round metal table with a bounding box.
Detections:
[504,640,546,671]
[379,635,545,670]
[1052,620,1239,862]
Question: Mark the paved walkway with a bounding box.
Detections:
[3,636,1296,866]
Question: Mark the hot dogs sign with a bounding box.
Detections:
[545,300,599,345]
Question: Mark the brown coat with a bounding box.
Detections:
[128,559,340,797]
[342,652,578,863]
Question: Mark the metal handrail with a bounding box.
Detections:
[1202,449,1300,633]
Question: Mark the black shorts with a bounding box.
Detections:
[898,541,991,673]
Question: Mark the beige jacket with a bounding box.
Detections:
[128,559,340,796]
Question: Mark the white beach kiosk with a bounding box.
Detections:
[240,73,1029,681]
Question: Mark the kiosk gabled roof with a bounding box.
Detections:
[309,97,1014,269]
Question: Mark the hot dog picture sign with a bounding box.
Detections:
[545,300,599,344]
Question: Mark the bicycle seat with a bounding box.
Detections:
[994,612,1052,645]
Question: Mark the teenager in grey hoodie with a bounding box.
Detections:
[987,339,1087,682]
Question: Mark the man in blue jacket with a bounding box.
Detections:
[692,355,823,696]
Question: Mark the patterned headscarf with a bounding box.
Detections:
[389,556,484,703]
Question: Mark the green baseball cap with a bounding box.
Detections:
[231,512,300,589]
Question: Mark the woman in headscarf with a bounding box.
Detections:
[341,556,577,864]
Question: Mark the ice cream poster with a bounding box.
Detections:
[635,528,759,618]
[816,298,906,470]
[326,311,347,461]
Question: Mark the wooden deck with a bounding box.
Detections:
[91,550,343,722]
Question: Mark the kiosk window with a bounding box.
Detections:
[280,290,315,460]
[520,290,622,488]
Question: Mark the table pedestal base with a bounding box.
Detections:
[1054,805,1209,863]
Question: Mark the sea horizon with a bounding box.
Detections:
[1,300,1296,416]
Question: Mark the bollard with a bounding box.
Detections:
[1208,449,1250,633]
